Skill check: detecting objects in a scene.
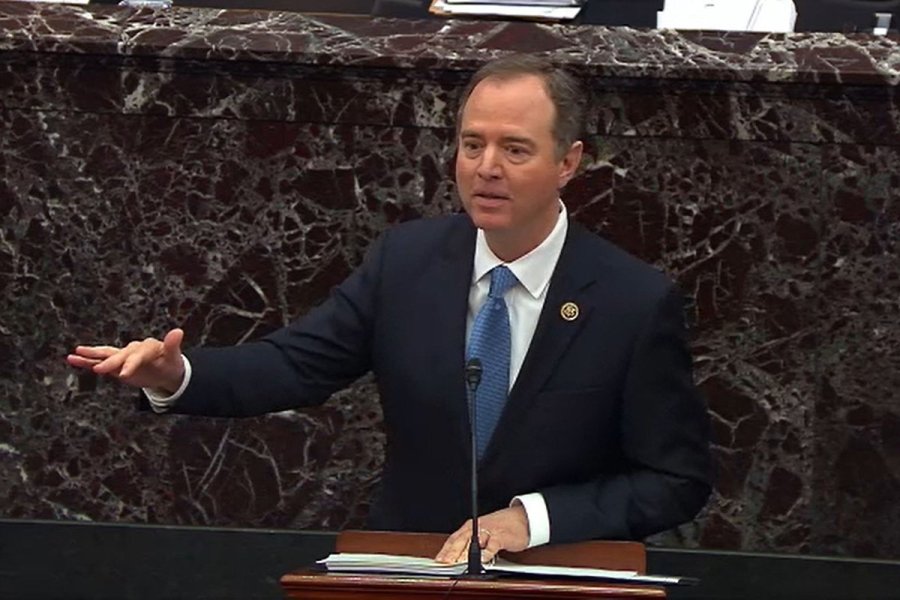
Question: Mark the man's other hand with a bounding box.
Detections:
[434,504,530,564]
[67,328,186,394]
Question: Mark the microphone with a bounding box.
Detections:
[463,358,487,578]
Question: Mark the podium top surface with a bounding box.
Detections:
[280,531,664,599]
[281,569,667,599]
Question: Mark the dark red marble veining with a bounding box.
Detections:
[1,3,899,85]
[0,1,898,560]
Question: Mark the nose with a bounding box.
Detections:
[475,145,502,180]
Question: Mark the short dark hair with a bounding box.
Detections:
[457,55,586,160]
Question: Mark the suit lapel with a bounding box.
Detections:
[420,217,476,372]
[413,216,476,455]
[482,223,598,462]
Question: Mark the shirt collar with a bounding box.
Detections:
[472,202,569,299]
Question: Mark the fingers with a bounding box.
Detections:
[434,522,492,564]
[92,339,160,377]
[162,328,184,360]
[479,528,491,549]
[66,354,102,370]
[481,533,503,563]
[435,522,471,564]
[67,345,120,371]
[436,507,531,565]
[72,345,121,359]
[119,342,159,378]
[67,331,186,391]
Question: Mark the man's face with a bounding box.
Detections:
[455,74,581,256]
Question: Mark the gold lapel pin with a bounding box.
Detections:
[560,301,579,322]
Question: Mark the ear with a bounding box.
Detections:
[557,140,584,189]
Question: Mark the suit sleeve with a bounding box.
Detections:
[169,232,387,417]
[540,285,713,542]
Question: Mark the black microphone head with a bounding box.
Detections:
[465,358,483,388]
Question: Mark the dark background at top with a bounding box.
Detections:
[92,0,900,34]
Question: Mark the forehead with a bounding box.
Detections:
[460,74,555,137]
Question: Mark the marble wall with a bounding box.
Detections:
[0,2,898,558]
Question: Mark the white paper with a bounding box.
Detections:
[491,559,691,585]
[320,552,698,586]
[320,553,638,580]
[319,553,469,576]
[17,0,90,4]
[432,0,582,19]
[491,558,638,579]
[657,0,796,32]
[442,0,582,5]
[747,0,797,32]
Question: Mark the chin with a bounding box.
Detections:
[467,209,511,232]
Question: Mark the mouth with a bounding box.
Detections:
[472,191,511,202]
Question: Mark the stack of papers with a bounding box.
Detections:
[429,0,586,21]
[319,552,697,585]
[657,0,797,32]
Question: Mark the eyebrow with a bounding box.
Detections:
[459,131,536,147]
[502,136,536,147]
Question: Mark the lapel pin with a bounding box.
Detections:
[560,301,579,322]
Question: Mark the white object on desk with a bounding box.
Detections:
[16,0,90,5]
[873,12,892,36]
[657,0,797,33]
[431,0,583,19]
[443,0,583,5]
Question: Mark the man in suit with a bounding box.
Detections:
[68,55,711,563]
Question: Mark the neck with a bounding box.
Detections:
[484,206,559,263]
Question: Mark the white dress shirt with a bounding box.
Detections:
[466,203,568,548]
[146,203,570,548]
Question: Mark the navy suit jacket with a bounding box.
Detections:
[174,213,712,542]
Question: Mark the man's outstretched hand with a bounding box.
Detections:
[434,505,530,564]
[67,328,186,394]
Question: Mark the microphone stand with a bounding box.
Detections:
[463,358,491,579]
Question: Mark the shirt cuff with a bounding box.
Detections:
[143,355,192,413]
[511,492,550,548]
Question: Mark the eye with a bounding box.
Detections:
[461,140,483,155]
[506,145,531,162]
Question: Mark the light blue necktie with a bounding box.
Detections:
[467,265,518,460]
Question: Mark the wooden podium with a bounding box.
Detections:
[280,530,665,599]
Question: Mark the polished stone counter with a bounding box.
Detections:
[0,3,898,84]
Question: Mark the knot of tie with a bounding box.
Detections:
[488,265,517,299]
